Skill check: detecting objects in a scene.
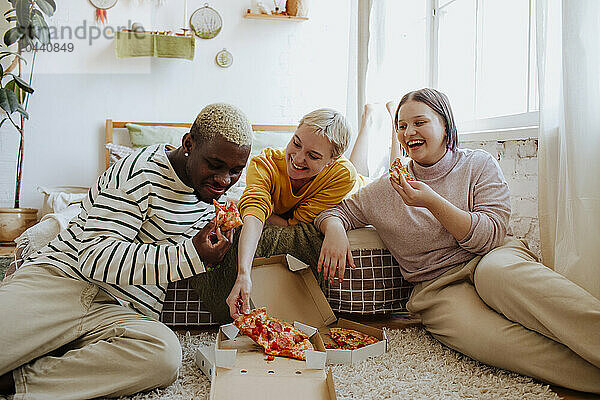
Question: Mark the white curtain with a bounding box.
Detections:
[536,0,600,298]
[355,0,428,177]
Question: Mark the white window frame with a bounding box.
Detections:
[429,0,539,139]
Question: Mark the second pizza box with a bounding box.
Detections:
[249,254,387,365]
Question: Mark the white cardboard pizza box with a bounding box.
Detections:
[249,254,387,366]
[320,319,388,365]
[209,320,335,400]
[196,254,386,398]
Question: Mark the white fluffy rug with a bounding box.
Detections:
[113,327,560,400]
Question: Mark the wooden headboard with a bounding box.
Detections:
[105,119,297,170]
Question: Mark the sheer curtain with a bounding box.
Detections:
[536,0,600,298]
[354,0,427,177]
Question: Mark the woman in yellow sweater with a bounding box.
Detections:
[226,109,364,319]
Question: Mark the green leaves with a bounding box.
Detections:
[0,51,28,64]
[3,0,55,46]
[0,87,20,114]
[15,0,30,27]
[4,27,23,46]
[11,74,34,94]
[31,9,49,44]
[35,0,56,17]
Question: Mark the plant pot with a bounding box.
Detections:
[0,208,38,243]
[285,0,309,16]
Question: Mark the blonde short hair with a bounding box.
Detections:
[298,108,352,158]
[191,103,253,147]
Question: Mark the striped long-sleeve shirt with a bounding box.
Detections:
[23,144,213,319]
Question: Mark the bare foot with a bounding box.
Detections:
[350,103,395,177]
[360,103,378,129]
[386,100,399,120]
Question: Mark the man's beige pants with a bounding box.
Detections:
[0,264,182,400]
[407,238,600,393]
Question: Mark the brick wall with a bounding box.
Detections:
[462,138,540,257]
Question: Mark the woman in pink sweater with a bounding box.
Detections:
[314,88,600,393]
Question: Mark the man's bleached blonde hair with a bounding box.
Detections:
[298,108,352,158]
[191,103,253,147]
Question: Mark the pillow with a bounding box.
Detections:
[250,130,294,159]
[126,123,188,148]
[105,143,136,165]
[224,130,295,203]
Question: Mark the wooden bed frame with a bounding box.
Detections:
[105,119,297,170]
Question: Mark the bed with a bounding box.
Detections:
[15,120,413,328]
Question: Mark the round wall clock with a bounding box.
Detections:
[189,4,222,39]
[215,48,233,68]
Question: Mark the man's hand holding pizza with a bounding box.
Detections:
[192,218,233,268]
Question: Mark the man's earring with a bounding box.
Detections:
[184,152,189,157]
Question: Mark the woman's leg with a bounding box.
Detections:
[386,100,401,164]
[349,103,397,177]
[474,238,600,368]
[407,258,600,394]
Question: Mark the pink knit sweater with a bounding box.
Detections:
[314,148,511,282]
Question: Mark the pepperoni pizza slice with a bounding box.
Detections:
[233,307,269,349]
[213,200,243,232]
[329,327,379,350]
[262,316,314,360]
[233,308,314,361]
[389,157,415,183]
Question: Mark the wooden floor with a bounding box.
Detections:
[179,313,599,400]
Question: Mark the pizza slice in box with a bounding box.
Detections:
[329,327,379,350]
[213,200,243,232]
[232,307,269,349]
[233,308,314,361]
[389,157,415,183]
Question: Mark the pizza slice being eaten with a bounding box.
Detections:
[329,327,379,350]
[233,308,314,361]
[389,157,415,183]
[213,200,243,232]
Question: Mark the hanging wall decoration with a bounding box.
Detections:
[89,0,119,24]
[189,3,222,39]
[215,48,233,68]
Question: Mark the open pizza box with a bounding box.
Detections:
[238,254,387,363]
[195,254,387,398]
[196,254,338,400]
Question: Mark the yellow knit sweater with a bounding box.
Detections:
[238,148,362,225]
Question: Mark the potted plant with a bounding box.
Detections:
[0,0,55,243]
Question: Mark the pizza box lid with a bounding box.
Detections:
[209,324,336,400]
[249,254,337,329]
[250,254,387,365]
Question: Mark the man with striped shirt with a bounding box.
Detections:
[0,103,252,399]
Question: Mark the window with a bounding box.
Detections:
[365,0,538,134]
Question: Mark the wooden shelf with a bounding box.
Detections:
[244,12,308,21]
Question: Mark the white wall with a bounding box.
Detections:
[0,0,351,209]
